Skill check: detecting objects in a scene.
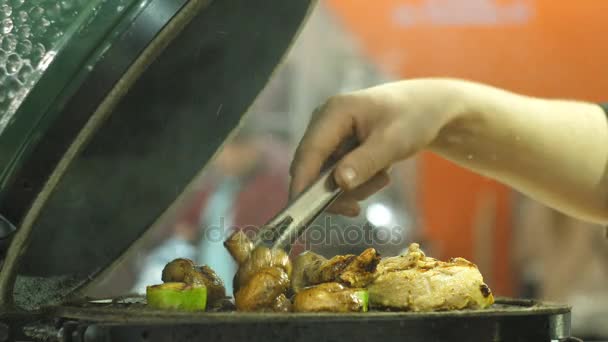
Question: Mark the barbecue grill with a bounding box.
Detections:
[0,0,579,341]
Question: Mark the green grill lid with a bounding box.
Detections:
[0,0,314,310]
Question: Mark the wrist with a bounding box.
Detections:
[425,79,485,148]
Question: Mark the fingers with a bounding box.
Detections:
[289,98,356,198]
[345,170,391,200]
[327,198,361,217]
[326,171,391,216]
[334,134,397,191]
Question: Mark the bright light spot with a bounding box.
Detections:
[366,203,393,227]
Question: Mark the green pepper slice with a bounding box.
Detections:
[146,282,207,311]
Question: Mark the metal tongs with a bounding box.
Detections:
[253,165,343,252]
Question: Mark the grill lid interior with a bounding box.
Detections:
[0,0,314,310]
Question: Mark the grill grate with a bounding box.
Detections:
[12,297,572,342]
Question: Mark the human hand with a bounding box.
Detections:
[289,79,467,216]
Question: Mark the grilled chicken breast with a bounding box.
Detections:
[367,243,494,311]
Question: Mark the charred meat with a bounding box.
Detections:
[291,248,380,292]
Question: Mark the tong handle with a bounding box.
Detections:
[254,165,343,251]
[254,136,359,251]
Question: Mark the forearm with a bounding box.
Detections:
[430,80,608,224]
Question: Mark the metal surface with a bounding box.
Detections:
[254,136,359,251]
[0,0,202,309]
[0,322,7,342]
[0,0,315,310]
[0,0,192,227]
[36,298,571,342]
[0,0,134,197]
[254,166,343,251]
[0,215,14,259]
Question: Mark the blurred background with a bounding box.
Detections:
[89,1,608,339]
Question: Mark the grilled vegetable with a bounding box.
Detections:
[225,231,293,312]
[146,282,207,311]
[162,259,226,304]
[357,290,369,313]
[293,283,369,313]
[234,267,290,312]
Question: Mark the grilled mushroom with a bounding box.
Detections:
[293,282,368,313]
[225,231,293,312]
[161,258,226,305]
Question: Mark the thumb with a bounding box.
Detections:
[334,135,396,191]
